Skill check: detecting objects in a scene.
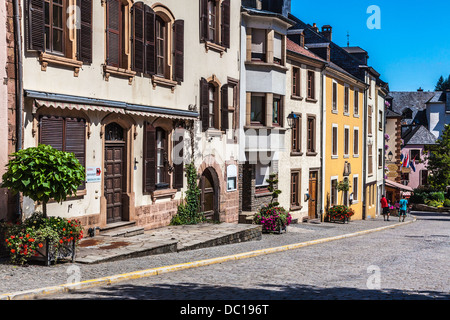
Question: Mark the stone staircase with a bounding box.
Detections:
[98,221,145,238]
[239,211,255,224]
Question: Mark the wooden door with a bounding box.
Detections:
[200,169,217,221]
[105,144,125,224]
[308,171,318,219]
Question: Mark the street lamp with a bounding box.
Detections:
[287,112,297,130]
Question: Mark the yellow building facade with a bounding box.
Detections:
[322,65,366,220]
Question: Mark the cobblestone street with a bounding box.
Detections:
[35,212,449,300]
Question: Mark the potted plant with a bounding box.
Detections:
[327,205,354,223]
[252,173,292,233]
[1,144,86,265]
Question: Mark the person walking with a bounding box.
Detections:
[399,195,408,222]
[380,195,389,221]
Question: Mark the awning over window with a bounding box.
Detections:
[26,90,199,121]
[385,179,414,192]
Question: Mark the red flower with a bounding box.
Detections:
[38,243,43,248]
[28,238,35,242]
[10,249,15,253]
[25,234,30,238]
[59,239,63,244]
[10,235,15,239]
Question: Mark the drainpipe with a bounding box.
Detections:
[13,0,23,216]
[362,78,368,220]
[319,63,327,222]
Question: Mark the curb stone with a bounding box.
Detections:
[0,216,416,300]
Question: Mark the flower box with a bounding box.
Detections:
[253,206,292,234]
[327,205,354,224]
[31,239,76,266]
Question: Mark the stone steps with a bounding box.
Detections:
[99,221,145,238]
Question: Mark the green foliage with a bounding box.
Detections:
[1,144,85,206]
[266,173,281,208]
[435,75,450,91]
[425,124,450,191]
[424,199,443,208]
[337,180,350,192]
[171,162,204,225]
[1,212,83,265]
[443,199,450,208]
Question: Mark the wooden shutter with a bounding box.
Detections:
[173,133,184,190]
[200,78,209,132]
[106,0,121,67]
[27,0,45,51]
[65,118,86,190]
[144,5,156,75]
[77,0,93,63]
[221,0,230,48]
[132,2,145,73]
[39,116,64,151]
[221,84,229,130]
[173,20,184,83]
[199,0,208,42]
[143,122,156,193]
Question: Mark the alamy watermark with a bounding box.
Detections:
[367,5,381,30]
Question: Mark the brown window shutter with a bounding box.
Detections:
[65,118,86,190]
[221,84,229,130]
[199,0,208,42]
[221,0,230,48]
[106,0,121,67]
[173,19,184,83]
[144,5,156,75]
[132,2,145,73]
[143,121,156,193]
[200,78,209,132]
[27,0,45,51]
[39,116,64,151]
[77,0,93,63]
[173,133,184,190]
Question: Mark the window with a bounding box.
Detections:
[354,90,359,115]
[250,93,265,125]
[332,81,337,112]
[44,0,64,54]
[143,122,184,193]
[378,149,383,168]
[353,175,359,201]
[291,114,301,154]
[251,29,266,61]
[368,105,373,135]
[106,0,127,68]
[379,110,383,130]
[292,67,300,97]
[272,95,282,126]
[307,71,315,99]
[156,128,169,187]
[332,124,338,157]
[344,86,349,114]
[410,149,420,162]
[27,0,92,63]
[368,144,373,175]
[155,16,167,77]
[331,178,338,205]
[290,170,301,208]
[255,163,270,188]
[208,84,217,129]
[353,127,359,156]
[344,126,349,157]
[207,0,217,42]
[200,0,230,48]
[343,177,349,206]
[420,170,428,186]
[401,173,409,186]
[40,116,86,191]
[307,116,316,154]
[131,3,184,82]
[273,32,283,64]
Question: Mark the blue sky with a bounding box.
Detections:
[290,0,450,92]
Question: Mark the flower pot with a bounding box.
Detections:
[32,239,76,266]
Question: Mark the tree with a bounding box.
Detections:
[1,144,86,218]
[425,124,450,191]
[435,74,450,91]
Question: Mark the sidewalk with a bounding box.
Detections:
[0,215,416,299]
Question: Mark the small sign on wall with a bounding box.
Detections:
[86,167,102,183]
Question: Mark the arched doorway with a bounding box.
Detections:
[104,122,126,224]
[200,167,219,222]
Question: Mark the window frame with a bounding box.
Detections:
[306,115,316,155]
[332,81,338,112]
[330,176,338,206]
[344,85,350,115]
[344,125,350,158]
[272,95,283,126]
[353,174,359,202]
[251,28,267,62]
[292,66,301,98]
[354,89,359,116]
[332,124,338,158]
[250,93,266,126]
[290,169,301,210]
[307,70,315,100]
[44,0,66,55]
[291,113,301,155]
[353,127,359,157]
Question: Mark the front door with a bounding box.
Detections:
[104,123,126,224]
[200,169,218,221]
[308,171,318,219]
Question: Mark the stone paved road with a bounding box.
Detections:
[44,212,450,300]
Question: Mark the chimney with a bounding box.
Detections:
[417,87,424,92]
[312,23,319,33]
[321,25,332,41]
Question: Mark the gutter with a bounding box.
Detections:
[13,0,23,216]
